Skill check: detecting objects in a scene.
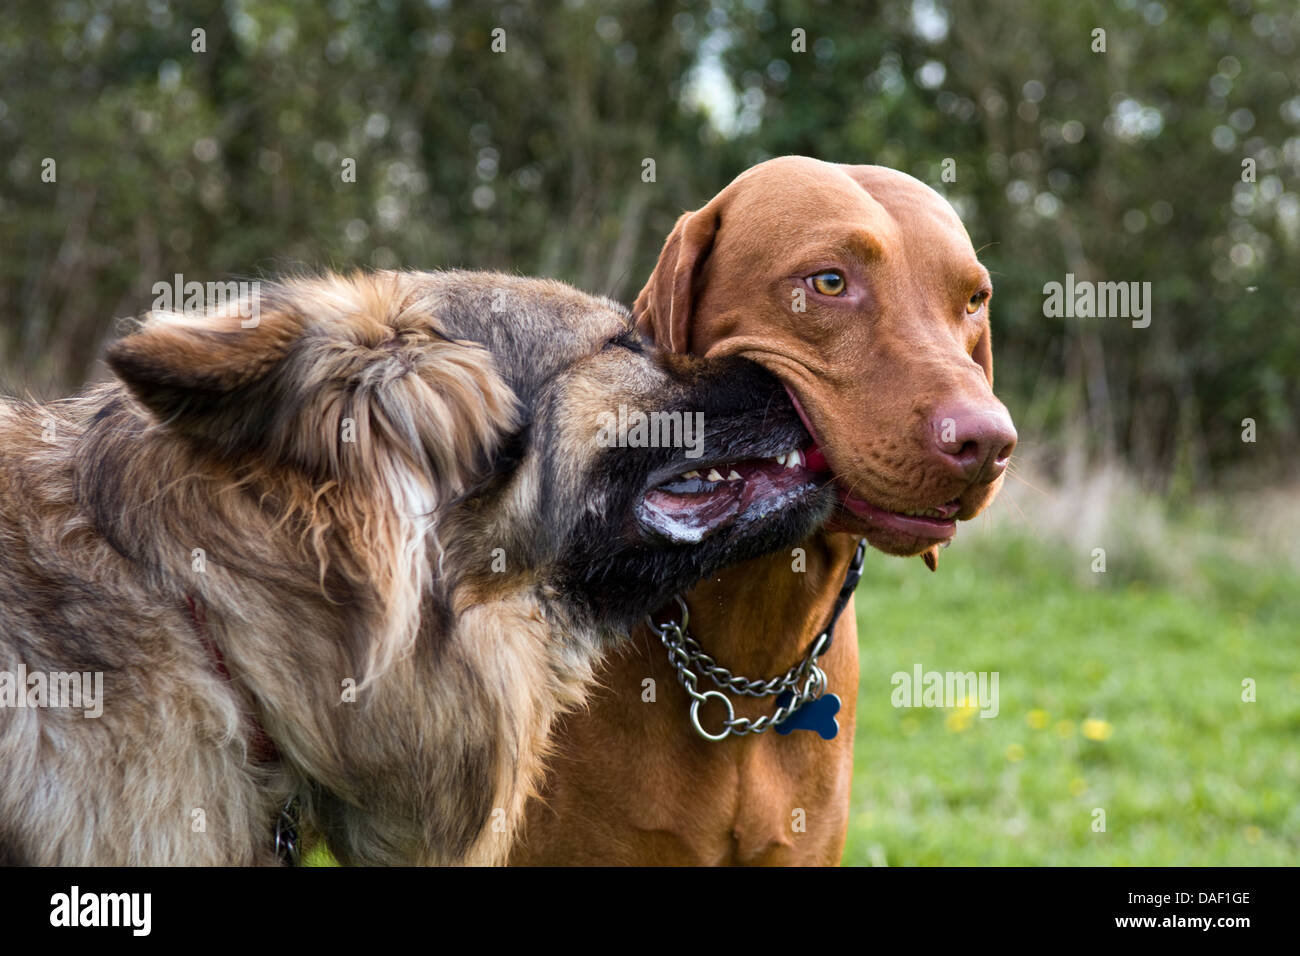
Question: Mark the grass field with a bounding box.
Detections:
[842,483,1300,866]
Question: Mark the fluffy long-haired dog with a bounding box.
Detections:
[0,270,832,865]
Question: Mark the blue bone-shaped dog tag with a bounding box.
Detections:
[775,691,840,739]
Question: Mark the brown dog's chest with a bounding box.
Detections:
[512,537,861,866]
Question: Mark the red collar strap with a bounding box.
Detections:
[185,595,280,765]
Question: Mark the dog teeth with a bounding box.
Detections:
[727,469,742,481]
[773,448,803,467]
[706,468,724,482]
[681,470,700,479]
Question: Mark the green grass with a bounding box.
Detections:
[301,498,1300,867]
[843,529,1300,865]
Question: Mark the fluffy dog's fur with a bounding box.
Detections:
[0,270,831,865]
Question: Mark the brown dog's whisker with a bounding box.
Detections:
[1004,466,1054,500]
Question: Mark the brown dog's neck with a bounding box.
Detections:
[665,533,861,673]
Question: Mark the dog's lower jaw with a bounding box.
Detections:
[557,489,836,633]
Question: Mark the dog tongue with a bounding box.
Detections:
[802,445,829,473]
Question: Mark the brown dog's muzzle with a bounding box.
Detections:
[930,401,1018,486]
[789,355,1017,558]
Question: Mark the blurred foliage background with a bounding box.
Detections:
[2,0,1297,495]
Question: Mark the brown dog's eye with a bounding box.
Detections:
[811,272,846,296]
[966,292,988,314]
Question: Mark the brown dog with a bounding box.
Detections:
[512,157,1017,865]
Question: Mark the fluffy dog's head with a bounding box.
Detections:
[0,269,836,867]
[107,270,833,669]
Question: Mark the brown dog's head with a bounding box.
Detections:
[635,156,1017,562]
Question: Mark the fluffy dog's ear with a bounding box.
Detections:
[972,324,994,387]
[109,290,519,491]
[107,302,305,454]
[633,204,720,353]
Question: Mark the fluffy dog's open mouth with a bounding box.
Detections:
[637,446,822,544]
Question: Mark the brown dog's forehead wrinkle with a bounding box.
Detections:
[699,172,987,384]
[710,159,902,266]
[708,158,975,266]
[839,164,964,227]
[724,192,899,261]
[849,167,986,293]
[710,161,989,312]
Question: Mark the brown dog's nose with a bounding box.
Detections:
[931,403,1017,483]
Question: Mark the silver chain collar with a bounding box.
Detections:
[274,797,300,866]
[645,538,867,743]
[646,595,831,741]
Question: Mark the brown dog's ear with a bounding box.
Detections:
[972,324,994,387]
[633,205,720,353]
[107,303,304,453]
